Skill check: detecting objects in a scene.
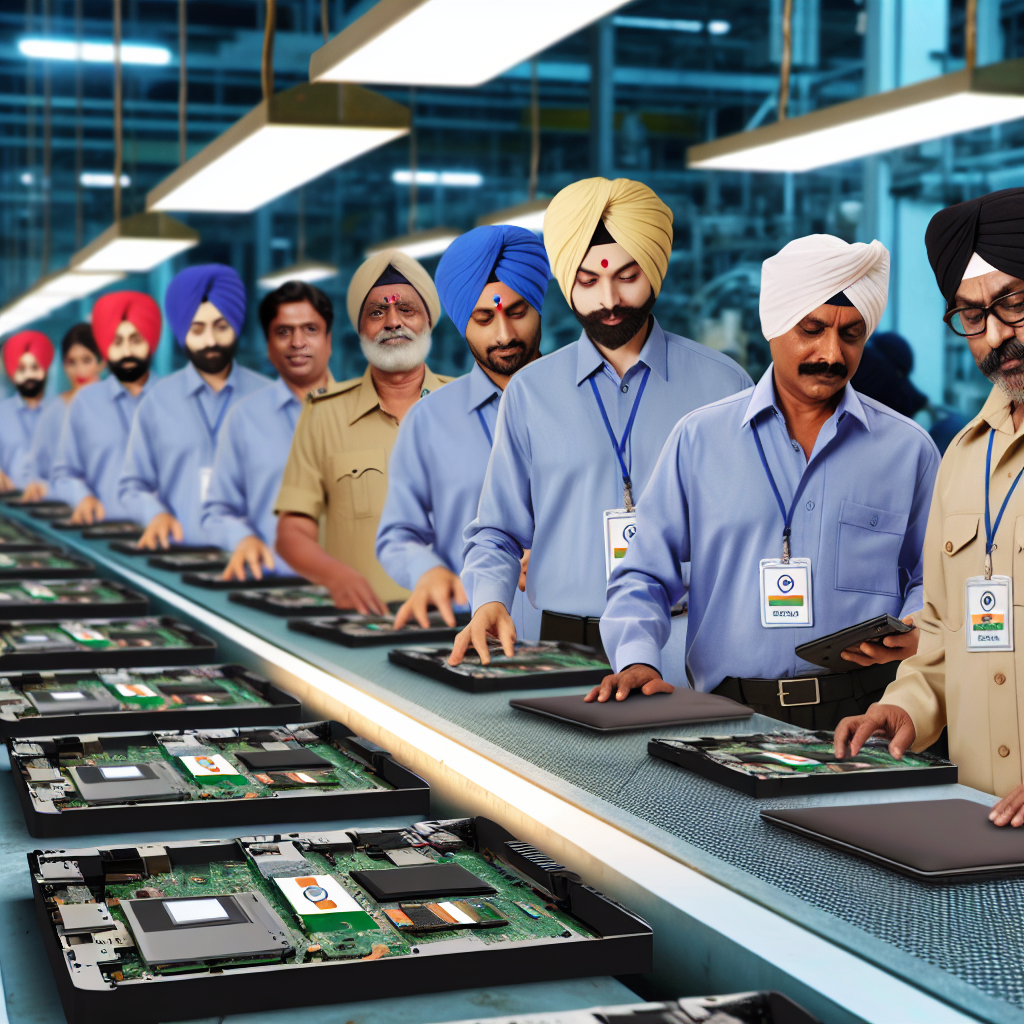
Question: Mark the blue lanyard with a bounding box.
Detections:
[752,420,804,562]
[476,408,493,448]
[984,428,1024,576]
[194,388,232,447]
[589,366,651,510]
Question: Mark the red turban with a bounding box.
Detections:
[91,291,162,359]
[3,331,54,378]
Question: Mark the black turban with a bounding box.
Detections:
[925,187,1024,310]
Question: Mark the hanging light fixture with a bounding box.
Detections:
[365,227,461,260]
[257,188,337,290]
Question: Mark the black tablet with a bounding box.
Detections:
[186,572,307,591]
[229,584,336,613]
[389,640,611,693]
[108,540,222,556]
[795,613,912,672]
[27,502,75,520]
[147,550,230,572]
[0,517,47,550]
[0,578,148,619]
[511,686,753,733]
[0,547,94,579]
[761,799,1022,882]
[80,521,144,540]
[290,611,469,647]
[650,731,956,797]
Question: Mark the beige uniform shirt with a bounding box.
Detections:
[274,364,451,604]
[880,385,1024,796]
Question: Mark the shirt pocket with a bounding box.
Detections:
[329,448,388,520]
[941,513,979,629]
[834,500,909,596]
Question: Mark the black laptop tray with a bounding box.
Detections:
[79,521,144,540]
[291,611,469,647]
[649,732,957,798]
[0,663,300,738]
[108,541,222,556]
[29,816,652,1024]
[10,721,429,837]
[185,572,307,591]
[0,578,148,619]
[0,547,94,580]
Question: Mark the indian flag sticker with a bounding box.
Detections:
[177,754,247,785]
[972,613,1004,631]
[62,622,110,646]
[768,594,804,606]
[274,874,378,932]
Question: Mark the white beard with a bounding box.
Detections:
[359,326,432,372]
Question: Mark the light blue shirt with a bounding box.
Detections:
[201,377,301,573]
[27,392,71,483]
[601,367,941,691]
[0,393,55,487]
[376,363,541,639]
[119,361,271,543]
[461,317,753,640]
[52,374,157,518]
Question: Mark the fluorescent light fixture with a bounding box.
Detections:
[19,37,172,65]
[35,268,125,303]
[613,15,703,32]
[20,172,33,186]
[80,171,131,188]
[365,227,461,260]
[310,0,633,87]
[70,212,199,273]
[258,260,339,290]
[391,169,483,187]
[147,82,408,214]
[688,57,1024,172]
[707,20,731,35]
[476,198,549,233]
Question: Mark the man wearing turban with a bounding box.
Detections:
[51,291,163,523]
[0,330,57,491]
[837,188,1024,813]
[376,225,547,636]
[591,234,940,729]
[118,265,270,547]
[275,250,450,612]
[451,177,751,668]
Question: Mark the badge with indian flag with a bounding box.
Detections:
[966,575,1013,652]
[759,558,813,627]
[603,509,637,582]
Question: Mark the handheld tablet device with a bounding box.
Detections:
[795,613,912,672]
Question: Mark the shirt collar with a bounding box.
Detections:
[573,315,669,386]
[183,359,238,396]
[350,364,446,425]
[741,364,871,432]
[977,384,1016,436]
[109,371,156,401]
[272,376,301,410]
[466,363,502,414]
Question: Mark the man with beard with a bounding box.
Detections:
[591,234,940,729]
[377,225,547,635]
[276,249,450,612]
[202,280,333,581]
[836,188,1024,811]
[53,292,162,523]
[0,331,56,491]
[119,264,270,548]
[451,177,752,668]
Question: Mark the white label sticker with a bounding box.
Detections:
[966,575,1014,651]
[199,466,213,504]
[603,509,637,582]
[759,558,813,627]
[165,899,229,926]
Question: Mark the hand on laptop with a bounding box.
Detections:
[585,663,674,703]
[834,702,916,761]
[989,785,1024,828]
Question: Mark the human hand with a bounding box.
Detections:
[841,615,919,666]
[518,549,530,593]
[585,663,674,703]
[834,702,916,760]
[137,512,184,550]
[990,785,1024,827]
[324,564,388,616]
[21,480,47,503]
[449,601,515,666]
[222,535,275,582]
[71,495,105,525]
[394,566,467,629]
[0,470,14,493]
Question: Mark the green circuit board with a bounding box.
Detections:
[234,586,333,610]
[0,519,43,546]
[0,618,192,655]
[0,580,129,607]
[403,641,610,680]
[0,550,85,572]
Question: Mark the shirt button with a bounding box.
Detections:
[791,441,800,451]
[996,673,1007,685]
[999,745,1011,758]
[620,384,629,393]
[869,515,878,527]
[945,541,953,552]
[805,500,815,511]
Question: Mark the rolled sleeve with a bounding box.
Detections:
[274,403,325,521]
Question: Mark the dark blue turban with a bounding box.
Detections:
[165,263,247,346]
[435,225,550,337]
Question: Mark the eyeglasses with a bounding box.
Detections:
[944,290,1024,337]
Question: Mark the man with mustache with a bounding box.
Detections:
[592,234,940,730]
[51,293,162,523]
[836,188,1024,816]
[451,177,752,668]
[0,330,57,491]
[376,225,548,635]
[275,249,450,612]
[119,264,270,548]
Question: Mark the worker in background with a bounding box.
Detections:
[594,235,939,729]
[835,188,1024,817]
[451,177,752,666]
[377,225,547,635]
[52,291,163,524]
[21,323,105,502]
[275,249,451,613]
[202,280,333,581]
[119,264,270,548]
[0,331,56,492]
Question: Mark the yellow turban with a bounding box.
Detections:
[346,248,442,332]
[543,177,673,305]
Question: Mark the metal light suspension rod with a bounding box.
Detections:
[112,0,122,222]
[528,58,540,201]
[74,0,83,247]
[178,0,187,165]
[261,0,276,102]
[778,0,793,121]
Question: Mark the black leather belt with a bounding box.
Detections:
[714,662,897,709]
[540,610,605,656]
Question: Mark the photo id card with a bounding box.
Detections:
[603,509,637,581]
[759,558,813,628]
[966,575,1014,652]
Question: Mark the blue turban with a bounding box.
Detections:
[165,263,247,346]
[435,225,550,337]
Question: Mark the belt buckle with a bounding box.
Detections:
[778,677,820,707]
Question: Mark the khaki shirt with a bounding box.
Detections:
[880,385,1024,796]
[274,364,451,603]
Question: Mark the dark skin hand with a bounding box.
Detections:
[990,785,1024,828]
[585,663,675,703]
[833,702,916,760]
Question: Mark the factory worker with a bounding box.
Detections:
[119,264,270,548]
[202,280,333,581]
[276,250,451,613]
[52,292,163,524]
[451,177,752,667]
[376,225,547,635]
[835,188,1024,813]
[0,330,56,491]
[594,234,940,730]
[21,323,104,501]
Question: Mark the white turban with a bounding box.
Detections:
[759,234,890,341]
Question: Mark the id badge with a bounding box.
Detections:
[759,558,813,627]
[199,466,213,503]
[966,575,1014,651]
[603,508,637,581]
